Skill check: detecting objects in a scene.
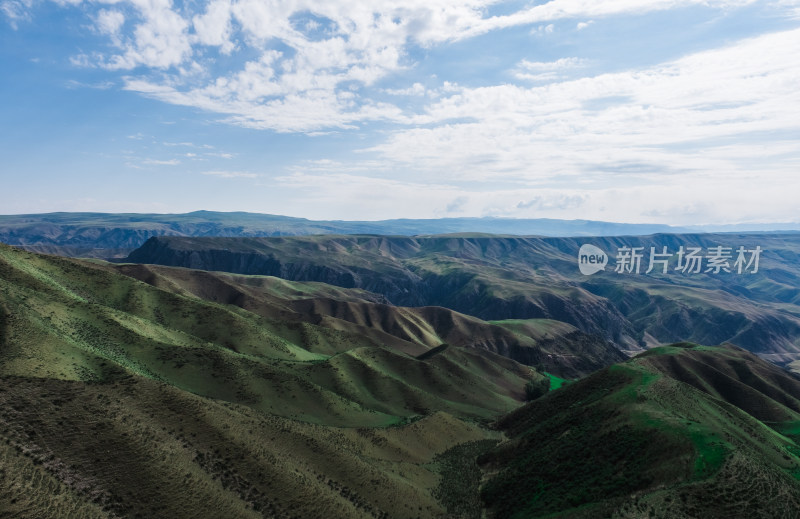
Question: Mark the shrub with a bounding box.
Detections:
[524,377,550,401]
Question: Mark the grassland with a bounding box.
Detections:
[0,244,557,425]
[0,374,503,518]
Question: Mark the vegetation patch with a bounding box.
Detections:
[431,439,500,519]
[544,372,569,391]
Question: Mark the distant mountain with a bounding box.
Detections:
[124,233,800,367]
[0,211,687,258]
[481,343,800,518]
[687,223,800,233]
[3,211,798,260]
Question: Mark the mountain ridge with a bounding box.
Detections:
[0,211,704,258]
[123,233,800,367]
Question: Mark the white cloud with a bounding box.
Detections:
[772,0,800,18]
[143,158,181,165]
[202,170,257,178]
[268,170,800,224]
[26,0,774,134]
[124,77,407,132]
[46,2,504,130]
[513,57,587,82]
[460,0,759,39]
[1,0,31,28]
[192,0,235,54]
[65,79,115,89]
[368,28,800,186]
[95,9,124,37]
[101,0,192,70]
[383,82,427,96]
[69,53,96,67]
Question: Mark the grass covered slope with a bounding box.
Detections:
[0,243,539,517]
[110,263,623,377]
[0,374,499,519]
[480,343,800,518]
[0,243,553,425]
[124,235,636,345]
[4,243,800,518]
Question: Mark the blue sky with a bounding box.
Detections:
[1,0,799,223]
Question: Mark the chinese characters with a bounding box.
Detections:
[612,245,761,275]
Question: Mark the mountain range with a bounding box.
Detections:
[3,213,800,517]
[3,210,799,259]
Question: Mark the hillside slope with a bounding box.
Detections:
[0,243,539,517]
[480,343,800,518]
[0,374,498,519]
[1,244,562,424]
[110,263,622,377]
[4,244,800,517]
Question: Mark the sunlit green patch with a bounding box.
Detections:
[544,372,569,391]
[688,426,729,480]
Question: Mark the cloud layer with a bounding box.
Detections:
[30,0,788,134]
[3,0,800,223]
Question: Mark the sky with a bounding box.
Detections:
[1,0,799,224]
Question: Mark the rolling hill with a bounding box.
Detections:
[480,343,800,518]
[0,243,534,517]
[110,262,622,378]
[1,243,569,425]
[124,233,800,368]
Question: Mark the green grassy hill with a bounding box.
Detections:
[110,263,623,377]
[480,343,800,518]
[0,373,499,519]
[0,243,539,517]
[2,243,562,425]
